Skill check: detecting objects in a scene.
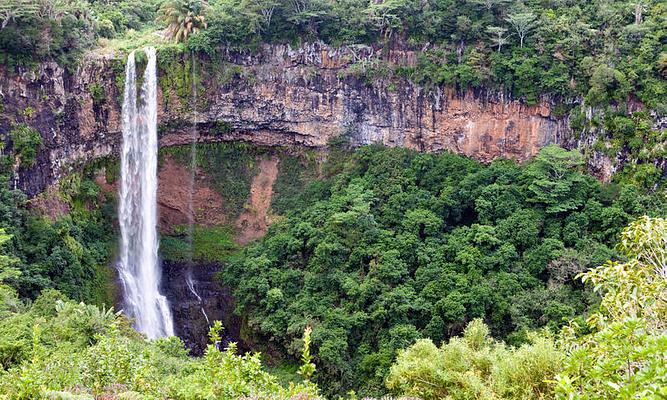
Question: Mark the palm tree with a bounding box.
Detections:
[157,0,208,43]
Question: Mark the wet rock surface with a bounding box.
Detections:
[161,260,243,355]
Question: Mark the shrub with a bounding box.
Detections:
[386,319,562,400]
[9,124,42,168]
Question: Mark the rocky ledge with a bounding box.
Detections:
[2,42,572,196]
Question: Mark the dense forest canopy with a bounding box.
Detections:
[222,144,665,396]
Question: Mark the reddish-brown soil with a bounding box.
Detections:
[157,155,226,233]
[235,156,280,245]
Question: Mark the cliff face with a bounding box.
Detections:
[1,43,570,196]
[162,260,242,355]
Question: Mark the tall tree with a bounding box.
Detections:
[366,0,408,40]
[505,12,537,48]
[486,26,508,51]
[157,0,208,43]
[525,146,587,214]
[285,0,330,35]
[631,0,650,24]
[243,0,279,31]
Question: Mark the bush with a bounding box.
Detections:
[9,124,42,168]
[0,287,321,399]
[555,217,667,399]
[386,319,562,400]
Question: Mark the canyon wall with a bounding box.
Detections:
[1,43,571,197]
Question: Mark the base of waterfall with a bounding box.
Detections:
[161,261,241,355]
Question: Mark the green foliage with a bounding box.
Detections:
[88,83,106,106]
[386,319,562,400]
[0,229,19,284]
[298,326,316,382]
[161,224,238,262]
[92,0,161,39]
[0,0,97,68]
[162,143,263,217]
[157,0,209,43]
[0,287,320,399]
[271,152,320,215]
[157,51,206,108]
[8,124,42,168]
[586,65,631,106]
[555,216,667,399]
[0,168,115,306]
[223,145,661,397]
[525,145,588,213]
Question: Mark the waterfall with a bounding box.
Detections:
[186,272,211,327]
[185,53,212,329]
[118,47,174,339]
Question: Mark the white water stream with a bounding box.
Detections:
[186,54,212,329]
[117,47,174,339]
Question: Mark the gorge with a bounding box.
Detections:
[1,42,663,357]
[0,0,665,397]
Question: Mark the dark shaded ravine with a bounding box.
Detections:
[161,261,244,355]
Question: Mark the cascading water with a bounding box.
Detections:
[186,274,211,326]
[185,53,212,329]
[118,47,174,339]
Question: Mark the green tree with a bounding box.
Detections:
[0,229,19,284]
[366,0,409,40]
[157,0,208,43]
[505,12,537,48]
[585,64,631,105]
[556,217,667,399]
[9,124,42,168]
[285,0,330,36]
[487,26,509,51]
[525,146,587,214]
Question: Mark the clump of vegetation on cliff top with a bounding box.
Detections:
[8,124,42,168]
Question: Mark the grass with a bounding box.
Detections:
[271,152,320,215]
[93,27,184,57]
[162,143,264,218]
[160,224,239,263]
